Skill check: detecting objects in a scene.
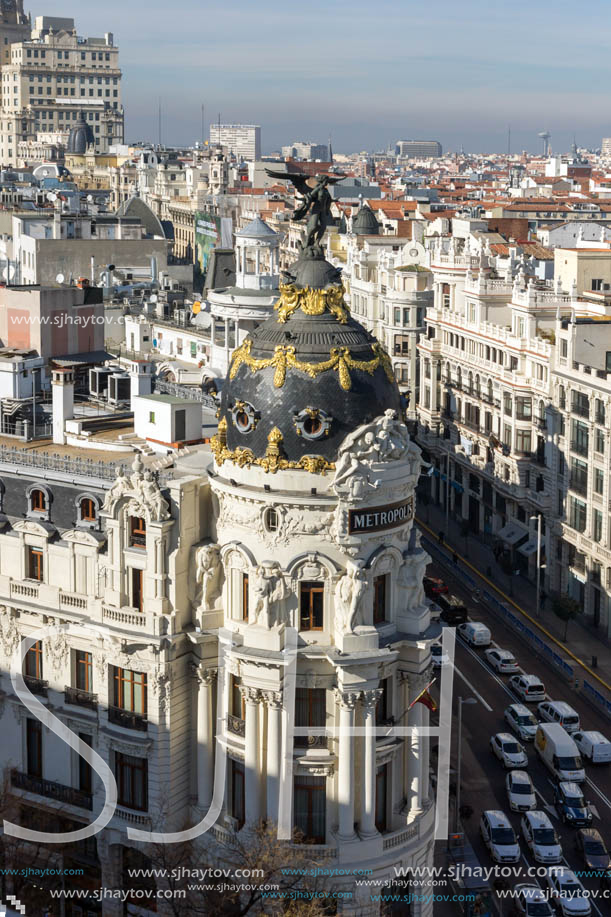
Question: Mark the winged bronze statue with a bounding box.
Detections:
[265,169,345,256]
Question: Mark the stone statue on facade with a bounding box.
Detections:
[196,544,223,608]
[252,563,288,628]
[332,410,413,501]
[334,562,368,632]
[265,170,345,258]
[398,528,429,613]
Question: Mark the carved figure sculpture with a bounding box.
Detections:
[196,544,222,608]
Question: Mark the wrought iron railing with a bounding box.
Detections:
[65,685,98,710]
[11,769,93,810]
[108,705,148,731]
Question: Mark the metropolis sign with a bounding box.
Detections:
[348,496,414,534]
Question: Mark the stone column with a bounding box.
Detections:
[255,245,260,275]
[407,679,424,822]
[241,686,261,824]
[262,690,283,825]
[334,689,360,839]
[193,664,216,809]
[360,688,383,837]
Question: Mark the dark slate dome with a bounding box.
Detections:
[67,114,95,155]
[353,202,380,236]
[216,256,402,472]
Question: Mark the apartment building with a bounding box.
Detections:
[0,15,123,165]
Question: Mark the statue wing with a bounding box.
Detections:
[265,169,311,195]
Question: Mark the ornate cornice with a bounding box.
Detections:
[334,688,361,710]
[211,422,334,475]
[274,283,349,324]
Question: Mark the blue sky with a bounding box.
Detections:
[74,0,611,153]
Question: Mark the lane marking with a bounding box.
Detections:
[453,663,493,711]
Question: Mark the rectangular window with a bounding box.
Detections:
[231,761,245,828]
[148,411,155,424]
[295,688,326,747]
[231,675,245,719]
[25,641,42,679]
[76,650,92,692]
[595,467,604,495]
[373,574,387,624]
[26,719,42,778]
[129,516,146,547]
[515,429,532,455]
[113,667,147,715]
[572,391,589,418]
[300,582,324,631]
[569,497,587,533]
[114,753,147,811]
[131,568,143,612]
[503,392,512,417]
[594,509,603,543]
[595,429,605,454]
[515,397,532,420]
[376,763,389,832]
[570,458,588,496]
[294,776,325,843]
[27,547,43,581]
[376,678,391,725]
[79,733,93,793]
[595,400,605,425]
[571,420,589,456]
[238,573,248,621]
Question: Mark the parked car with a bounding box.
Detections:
[424,575,448,598]
[574,828,610,871]
[537,700,580,734]
[545,867,591,916]
[431,642,451,668]
[490,732,528,768]
[437,593,469,626]
[485,647,519,674]
[504,704,539,742]
[506,770,536,812]
[479,810,521,863]
[513,885,554,917]
[520,811,562,864]
[573,730,611,764]
[457,621,491,647]
[509,674,546,702]
[553,781,593,827]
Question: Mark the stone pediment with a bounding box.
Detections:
[62,528,107,548]
[103,455,170,522]
[13,519,55,538]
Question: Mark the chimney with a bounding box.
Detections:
[52,367,74,445]
[130,361,153,400]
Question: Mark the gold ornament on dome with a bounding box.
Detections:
[210,421,335,475]
[274,283,349,323]
[228,339,394,392]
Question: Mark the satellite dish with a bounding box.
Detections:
[149,294,158,303]
[56,272,65,284]
[87,194,93,203]
[46,192,57,202]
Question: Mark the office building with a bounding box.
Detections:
[209,123,261,161]
[396,140,442,159]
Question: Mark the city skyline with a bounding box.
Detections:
[75,0,611,154]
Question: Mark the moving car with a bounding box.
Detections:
[504,703,539,742]
[424,575,448,598]
[509,673,546,702]
[506,769,536,812]
[537,700,580,735]
[546,868,591,916]
[573,730,611,764]
[437,594,469,626]
[535,723,585,782]
[490,732,528,768]
[513,885,554,917]
[431,642,451,668]
[520,811,563,864]
[479,810,521,863]
[574,828,610,871]
[485,647,519,673]
[457,621,491,647]
[553,781,593,827]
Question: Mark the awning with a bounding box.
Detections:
[518,536,546,558]
[496,521,529,546]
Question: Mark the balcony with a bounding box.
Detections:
[24,676,48,697]
[11,769,92,811]
[64,685,98,710]
[570,440,589,458]
[108,705,147,732]
[227,714,245,737]
[571,403,590,419]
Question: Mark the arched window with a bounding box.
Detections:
[129,516,146,547]
[80,498,97,522]
[30,489,46,512]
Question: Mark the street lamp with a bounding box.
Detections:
[530,513,544,616]
[455,696,478,833]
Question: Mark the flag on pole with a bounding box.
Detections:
[408,679,437,711]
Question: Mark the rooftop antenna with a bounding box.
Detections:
[158,97,162,148]
[507,125,511,156]
[201,103,205,150]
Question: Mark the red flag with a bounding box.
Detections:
[416,690,437,713]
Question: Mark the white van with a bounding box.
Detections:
[457,621,491,647]
[537,700,580,734]
[573,730,611,764]
[535,723,585,783]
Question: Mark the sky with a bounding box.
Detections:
[73,0,611,154]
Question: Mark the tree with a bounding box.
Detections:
[551,593,582,641]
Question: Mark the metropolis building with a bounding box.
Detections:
[0,253,436,914]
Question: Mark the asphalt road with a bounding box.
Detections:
[428,556,611,916]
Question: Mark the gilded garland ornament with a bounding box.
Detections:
[274,283,349,324]
[210,421,335,475]
[228,339,394,392]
